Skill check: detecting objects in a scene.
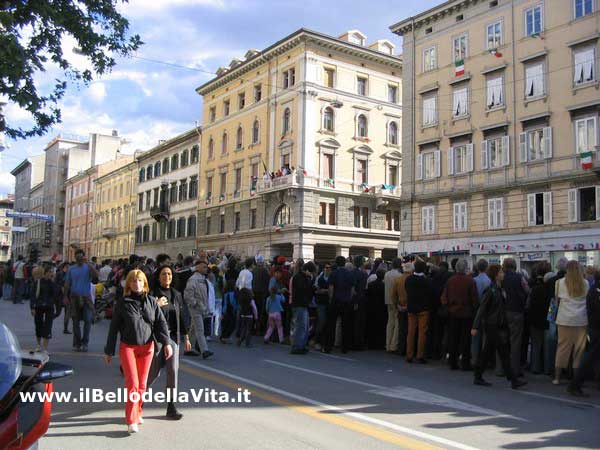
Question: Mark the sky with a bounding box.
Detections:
[0,0,439,195]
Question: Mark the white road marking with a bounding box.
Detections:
[511,389,599,409]
[264,359,525,421]
[311,351,357,362]
[182,357,482,450]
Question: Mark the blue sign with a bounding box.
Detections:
[6,211,54,222]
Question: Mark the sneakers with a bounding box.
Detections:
[552,378,561,385]
[474,378,492,387]
[166,402,183,420]
[202,351,214,360]
[138,417,144,424]
[128,424,139,434]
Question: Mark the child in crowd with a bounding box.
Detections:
[237,288,257,347]
[264,286,285,344]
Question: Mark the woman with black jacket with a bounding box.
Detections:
[104,269,172,434]
[147,265,191,420]
[471,265,527,389]
[30,266,61,353]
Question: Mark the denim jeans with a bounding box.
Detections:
[544,323,558,376]
[291,307,309,351]
[73,303,93,347]
[315,304,328,345]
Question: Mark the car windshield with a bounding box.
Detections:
[0,322,22,401]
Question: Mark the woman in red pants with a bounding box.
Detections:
[104,269,172,433]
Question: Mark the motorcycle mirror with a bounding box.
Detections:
[33,362,74,383]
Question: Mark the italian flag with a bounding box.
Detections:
[530,33,544,40]
[488,48,503,57]
[455,59,465,77]
[581,151,594,170]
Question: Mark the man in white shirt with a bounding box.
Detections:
[98,260,113,283]
[12,255,26,304]
[236,258,254,291]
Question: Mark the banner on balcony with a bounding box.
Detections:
[581,151,594,170]
[455,59,464,77]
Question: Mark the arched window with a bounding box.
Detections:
[191,145,199,164]
[162,157,170,174]
[252,120,260,144]
[146,164,153,180]
[236,126,243,150]
[171,154,179,170]
[357,114,368,137]
[221,132,228,155]
[139,168,145,183]
[154,161,161,177]
[323,107,334,132]
[187,215,197,237]
[181,149,189,167]
[177,217,186,238]
[274,204,292,226]
[282,108,291,134]
[208,138,214,159]
[388,121,398,145]
[168,219,176,239]
[142,224,150,242]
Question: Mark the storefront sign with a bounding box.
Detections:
[519,252,550,261]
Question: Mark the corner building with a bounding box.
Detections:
[391,0,600,270]
[197,28,403,261]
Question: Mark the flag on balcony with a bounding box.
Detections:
[360,182,370,192]
[530,33,544,40]
[455,59,465,77]
[581,151,594,170]
[250,189,256,197]
[488,48,502,57]
[326,178,335,187]
[273,223,285,233]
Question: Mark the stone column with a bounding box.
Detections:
[293,243,314,261]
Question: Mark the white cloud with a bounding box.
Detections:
[123,0,232,16]
[87,82,106,102]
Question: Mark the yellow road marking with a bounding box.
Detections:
[180,364,442,450]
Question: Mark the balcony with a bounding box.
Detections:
[256,173,299,193]
[102,227,117,239]
[150,203,170,223]
[69,239,81,249]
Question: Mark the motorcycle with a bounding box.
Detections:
[0,322,73,450]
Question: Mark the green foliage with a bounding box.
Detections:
[0,0,142,139]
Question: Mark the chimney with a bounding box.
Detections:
[112,129,118,137]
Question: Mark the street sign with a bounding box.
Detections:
[6,211,55,222]
[11,226,27,232]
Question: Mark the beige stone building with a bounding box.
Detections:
[26,182,44,256]
[92,158,137,260]
[196,28,403,261]
[391,0,600,270]
[0,197,14,263]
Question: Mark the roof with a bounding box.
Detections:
[136,128,200,162]
[196,28,402,95]
[10,159,31,176]
[389,0,467,35]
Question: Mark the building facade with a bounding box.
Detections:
[25,182,44,258]
[391,0,600,270]
[92,159,138,260]
[0,196,14,263]
[196,28,403,261]
[10,154,45,259]
[135,130,201,259]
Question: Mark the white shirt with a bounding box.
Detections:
[556,278,588,327]
[13,261,25,279]
[99,265,112,282]
[236,269,253,291]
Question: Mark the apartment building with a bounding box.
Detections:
[92,158,137,260]
[391,0,600,270]
[135,129,201,259]
[26,182,44,256]
[196,28,403,261]
[0,197,14,263]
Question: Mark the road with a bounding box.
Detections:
[2,300,599,450]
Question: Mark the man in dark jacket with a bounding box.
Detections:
[290,262,315,354]
[441,259,477,370]
[252,255,271,334]
[428,261,452,359]
[351,256,368,351]
[405,259,433,363]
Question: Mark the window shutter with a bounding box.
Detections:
[462,203,468,230]
[453,203,459,231]
[527,193,536,226]
[481,140,489,169]
[422,208,427,234]
[434,150,441,177]
[466,143,474,172]
[543,126,553,159]
[519,132,528,163]
[596,186,600,221]
[448,147,455,175]
[416,154,423,181]
[568,189,578,223]
[543,192,553,225]
[502,135,510,166]
[488,199,495,229]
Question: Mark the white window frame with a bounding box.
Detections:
[575,116,597,154]
[387,121,399,145]
[453,33,468,62]
[355,157,369,185]
[419,150,441,180]
[481,136,510,169]
[488,198,504,229]
[323,107,335,132]
[357,114,368,137]
[452,87,468,118]
[422,94,438,127]
[574,0,594,18]
[486,74,504,109]
[422,206,436,234]
[453,202,468,232]
[324,67,336,88]
[568,186,600,222]
[519,127,552,162]
[573,46,596,85]
[388,84,399,103]
[527,192,553,226]
[524,4,543,37]
[423,46,437,72]
[357,76,368,96]
[448,144,474,175]
[525,61,545,98]
[486,19,503,49]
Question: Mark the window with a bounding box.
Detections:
[525,5,543,36]
[525,62,544,98]
[357,114,368,137]
[220,214,225,233]
[191,145,199,164]
[171,154,179,170]
[135,226,142,244]
[362,207,370,228]
[143,224,150,243]
[234,167,242,196]
[181,149,189,167]
[324,68,335,88]
[138,193,144,212]
[528,192,552,225]
[422,95,437,126]
[519,127,552,162]
[488,198,504,229]
[388,164,398,186]
[153,162,160,178]
[283,108,291,134]
[188,215,196,237]
[252,120,260,144]
[219,172,227,196]
[575,117,597,153]
[448,144,474,175]
[388,122,399,145]
[238,92,245,110]
[452,87,468,117]
[169,183,177,204]
[177,217,186,238]
[422,206,435,234]
[209,106,216,122]
[254,84,262,102]
[388,85,398,103]
[189,176,198,199]
[482,136,510,169]
[153,187,159,207]
[356,159,368,184]
[251,162,259,180]
[416,150,441,180]
[357,77,367,96]
[385,210,400,231]
[283,68,295,89]
[321,107,335,132]
[453,202,468,232]
[486,20,503,49]
[224,99,230,116]
[320,153,334,179]
[573,46,595,85]
[575,0,593,18]
[319,202,336,225]
[486,74,504,108]
[274,204,291,225]
[236,126,243,150]
[453,34,468,62]
[167,219,175,239]
[178,180,187,202]
[146,164,153,180]
[207,138,214,159]
[145,190,151,210]
[221,132,228,155]
[206,176,213,199]
[328,203,336,225]
[152,222,157,241]
[423,46,437,71]
[206,217,211,235]
[569,186,600,222]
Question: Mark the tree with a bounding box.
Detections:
[0,0,142,139]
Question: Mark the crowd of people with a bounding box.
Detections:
[3,249,600,434]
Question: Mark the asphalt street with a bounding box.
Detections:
[2,300,599,450]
